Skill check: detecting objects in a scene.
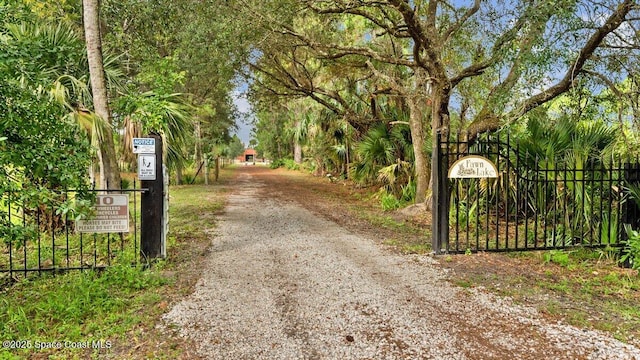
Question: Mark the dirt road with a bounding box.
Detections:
[164,166,640,359]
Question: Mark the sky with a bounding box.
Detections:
[232,89,254,146]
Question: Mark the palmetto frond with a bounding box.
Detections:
[377,160,412,188]
[118,91,194,170]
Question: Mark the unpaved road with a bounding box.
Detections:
[164,167,640,359]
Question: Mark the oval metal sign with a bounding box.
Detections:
[448,155,498,179]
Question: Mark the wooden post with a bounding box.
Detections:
[141,133,164,261]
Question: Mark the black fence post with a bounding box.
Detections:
[620,163,640,268]
[622,163,640,226]
[432,131,450,254]
[141,133,164,261]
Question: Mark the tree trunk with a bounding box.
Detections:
[293,142,302,164]
[293,119,303,165]
[204,155,209,185]
[345,138,350,179]
[194,121,202,165]
[407,97,429,204]
[97,147,105,188]
[406,72,431,204]
[83,0,121,190]
[215,157,220,182]
[176,166,183,185]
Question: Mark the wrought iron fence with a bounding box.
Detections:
[438,131,640,254]
[0,181,144,287]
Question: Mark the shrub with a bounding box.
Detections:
[283,159,300,170]
[269,159,285,169]
[380,191,401,211]
[620,225,640,273]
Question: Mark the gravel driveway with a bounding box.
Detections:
[164,167,640,359]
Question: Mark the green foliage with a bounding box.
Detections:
[0,223,37,249]
[0,264,165,356]
[0,178,229,358]
[353,122,414,187]
[543,250,571,267]
[620,225,640,273]
[378,177,416,211]
[517,115,616,171]
[511,115,620,247]
[117,90,194,174]
[0,14,95,244]
[136,55,186,94]
[380,191,401,211]
[0,14,93,188]
[449,199,479,228]
[120,178,131,190]
[227,135,245,159]
[600,213,619,246]
[377,159,413,199]
[270,159,285,169]
[267,158,302,171]
[102,0,243,163]
[283,159,300,170]
[401,178,416,202]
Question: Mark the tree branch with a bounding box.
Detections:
[517,0,635,116]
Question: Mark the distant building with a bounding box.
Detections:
[237,148,257,163]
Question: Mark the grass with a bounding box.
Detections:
[0,168,233,359]
[440,249,640,344]
[0,262,168,359]
[383,238,431,254]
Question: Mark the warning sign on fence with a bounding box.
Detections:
[77,194,129,233]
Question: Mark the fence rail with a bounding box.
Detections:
[0,182,143,287]
[438,131,640,254]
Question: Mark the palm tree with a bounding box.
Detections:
[117,91,194,175]
[513,114,618,244]
[353,120,413,193]
[83,0,121,189]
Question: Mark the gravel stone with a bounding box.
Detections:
[163,170,640,359]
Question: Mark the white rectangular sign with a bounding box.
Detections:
[132,137,156,154]
[77,194,129,233]
[138,154,156,180]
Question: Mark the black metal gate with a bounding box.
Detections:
[0,182,144,285]
[435,131,640,254]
